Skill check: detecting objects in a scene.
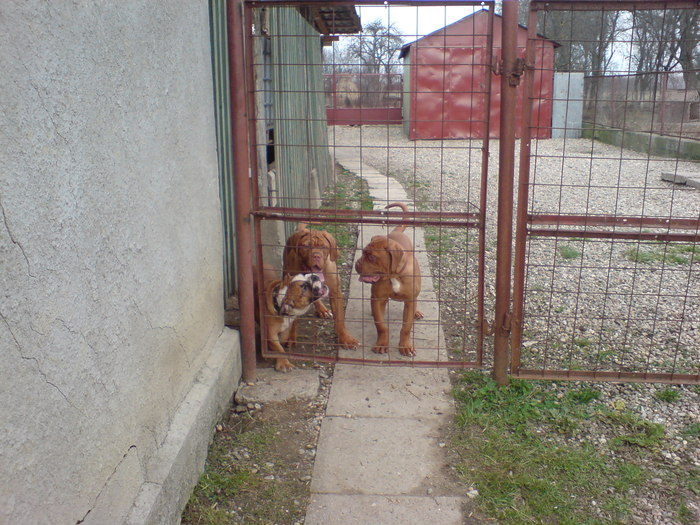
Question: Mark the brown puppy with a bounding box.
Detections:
[283,224,359,348]
[354,203,423,356]
[255,266,329,371]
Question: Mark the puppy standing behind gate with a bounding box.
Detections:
[283,224,359,348]
[254,265,329,372]
[354,202,423,356]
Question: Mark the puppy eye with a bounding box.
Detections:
[301,282,310,290]
[366,254,376,263]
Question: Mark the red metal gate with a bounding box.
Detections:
[236,0,495,374]
[231,0,699,386]
[511,0,700,385]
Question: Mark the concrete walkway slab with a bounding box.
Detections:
[310,416,450,495]
[235,367,320,404]
[325,364,453,419]
[305,494,465,525]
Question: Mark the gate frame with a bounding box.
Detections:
[510,0,700,385]
[236,0,497,373]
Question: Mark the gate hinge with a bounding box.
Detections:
[496,312,512,335]
[493,57,531,87]
[509,58,528,87]
[482,319,494,336]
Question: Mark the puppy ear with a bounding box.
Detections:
[322,231,338,261]
[283,231,304,271]
[387,241,406,274]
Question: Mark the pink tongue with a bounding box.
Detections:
[359,275,379,283]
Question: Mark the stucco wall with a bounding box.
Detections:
[0,1,239,523]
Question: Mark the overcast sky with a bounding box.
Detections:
[355,4,482,42]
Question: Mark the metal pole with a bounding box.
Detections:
[228,0,257,382]
[492,0,519,386]
[511,7,539,376]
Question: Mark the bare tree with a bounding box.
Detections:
[344,19,404,76]
[539,9,622,74]
[631,9,699,96]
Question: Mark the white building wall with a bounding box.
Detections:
[0,1,241,523]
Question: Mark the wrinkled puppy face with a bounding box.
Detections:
[287,230,338,278]
[355,236,397,283]
[277,273,329,315]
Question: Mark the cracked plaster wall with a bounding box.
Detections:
[0,1,228,523]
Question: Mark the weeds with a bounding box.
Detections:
[450,371,687,523]
[623,243,700,265]
[558,244,582,260]
[655,387,681,403]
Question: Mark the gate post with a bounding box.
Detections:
[493,0,520,386]
[228,0,257,382]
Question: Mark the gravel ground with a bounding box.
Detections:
[329,125,699,521]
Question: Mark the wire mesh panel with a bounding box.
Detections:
[513,0,700,384]
[245,1,494,369]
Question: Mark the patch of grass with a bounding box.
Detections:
[451,371,662,524]
[655,387,681,403]
[183,423,274,522]
[573,336,592,348]
[558,244,582,260]
[566,386,601,404]
[599,410,665,450]
[681,422,700,438]
[623,243,700,265]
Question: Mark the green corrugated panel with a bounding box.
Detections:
[269,7,332,237]
[209,0,237,300]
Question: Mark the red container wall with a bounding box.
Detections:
[407,11,553,140]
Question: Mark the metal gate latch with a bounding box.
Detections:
[509,58,527,87]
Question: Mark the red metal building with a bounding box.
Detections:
[399,9,556,140]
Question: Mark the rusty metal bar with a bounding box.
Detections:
[492,0,519,386]
[474,6,496,366]
[228,0,257,382]
[511,7,540,375]
[262,350,481,368]
[247,0,495,7]
[529,214,700,230]
[253,207,482,227]
[529,0,699,10]
[514,368,700,386]
[528,228,700,242]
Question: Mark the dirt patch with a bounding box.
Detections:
[182,365,331,524]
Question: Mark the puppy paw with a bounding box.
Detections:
[315,303,333,319]
[399,345,417,357]
[372,344,389,354]
[339,333,359,349]
[275,358,295,372]
[414,310,424,319]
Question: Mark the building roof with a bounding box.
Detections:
[399,9,558,59]
[299,5,362,35]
